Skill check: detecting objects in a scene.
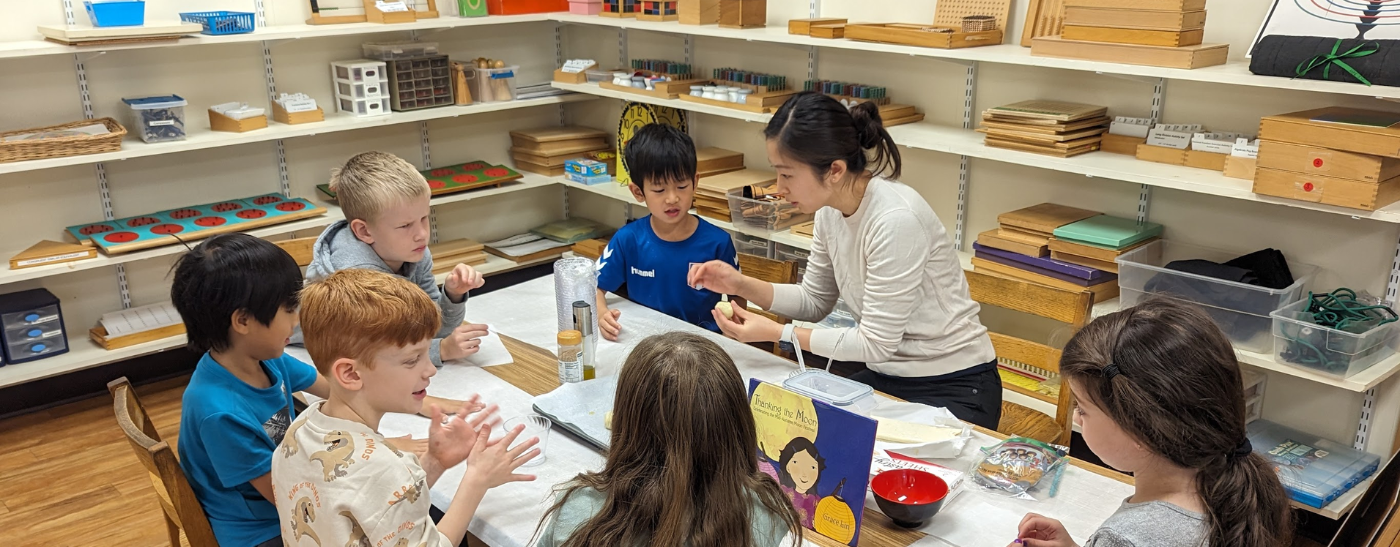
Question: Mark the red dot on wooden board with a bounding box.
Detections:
[212,202,243,212]
[429,180,446,189]
[253,195,283,205]
[151,224,184,234]
[452,174,479,184]
[483,168,510,178]
[170,208,202,219]
[237,209,268,219]
[431,168,457,177]
[461,162,486,171]
[1313,158,1324,168]
[104,232,138,243]
[126,216,160,227]
[195,217,227,227]
[79,224,113,235]
[275,201,306,211]
[1303,182,1315,192]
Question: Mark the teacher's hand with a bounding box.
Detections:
[688,260,745,295]
[713,304,782,344]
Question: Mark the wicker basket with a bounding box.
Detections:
[962,15,997,32]
[0,118,127,164]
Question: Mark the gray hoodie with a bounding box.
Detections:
[290,220,467,366]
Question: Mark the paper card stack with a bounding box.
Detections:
[972,203,1120,300]
[979,100,1110,158]
[510,126,611,177]
[429,238,488,274]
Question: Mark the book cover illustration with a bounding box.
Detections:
[748,379,877,546]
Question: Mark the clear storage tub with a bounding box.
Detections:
[1271,298,1398,379]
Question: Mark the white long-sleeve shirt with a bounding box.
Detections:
[768,177,996,377]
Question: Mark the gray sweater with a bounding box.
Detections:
[534,487,790,547]
[1086,499,1207,547]
[290,220,466,366]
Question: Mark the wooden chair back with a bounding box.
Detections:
[737,253,801,354]
[965,270,1095,446]
[108,377,219,547]
[276,236,317,267]
[1331,452,1400,547]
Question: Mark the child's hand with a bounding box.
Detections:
[385,435,429,459]
[1014,513,1078,547]
[419,393,485,419]
[600,308,622,341]
[444,264,485,301]
[427,401,502,470]
[688,261,744,295]
[713,304,781,344]
[441,323,490,361]
[462,423,539,490]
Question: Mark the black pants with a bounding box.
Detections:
[823,356,1003,430]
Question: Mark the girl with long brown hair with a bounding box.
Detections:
[533,332,803,547]
[1012,298,1292,547]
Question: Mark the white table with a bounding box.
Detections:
[295,275,1134,547]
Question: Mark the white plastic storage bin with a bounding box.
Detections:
[466,65,519,103]
[121,95,187,143]
[783,369,877,417]
[331,59,387,83]
[1116,240,1317,353]
[1271,298,1399,379]
[337,97,390,117]
[336,80,385,100]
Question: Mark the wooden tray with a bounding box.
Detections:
[1063,7,1206,31]
[810,23,846,39]
[1031,36,1228,69]
[845,23,1002,49]
[209,111,268,133]
[90,323,186,351]
[789,18,847,34]
[599,78,708,100]
[1061,26,1204,48]
[67,195,327,255]
[272,102,325,125]
[9,240,96,270]
[678,89,797,113]
[37,21,201,43]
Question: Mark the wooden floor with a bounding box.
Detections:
[0,375,1341,547]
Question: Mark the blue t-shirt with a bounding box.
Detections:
[178,352,318,547]
[597,215,739,332]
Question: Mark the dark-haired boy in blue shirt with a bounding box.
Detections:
[596,124,741,340]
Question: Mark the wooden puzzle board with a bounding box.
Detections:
[932,0,1012,35]
[317,161,522,200]
[66,194,327,255]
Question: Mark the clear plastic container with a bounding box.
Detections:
[362,41,440,60]
[1116,240,1317,353]
[122,95,188,143]
[784,369,876,417]
[732,232,767,257]
[5,337,68,363]
[727,192,814,232]
[1271,298,1399,379]
[817,299,857,330]
[467,65,520,103]
[1247,419,1380,508]
[585,68,613,83]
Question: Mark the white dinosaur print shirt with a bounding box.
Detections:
[272,401,451,547]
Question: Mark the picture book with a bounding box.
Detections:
[748,379,877,546]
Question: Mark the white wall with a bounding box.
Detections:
[3,0,1399,454]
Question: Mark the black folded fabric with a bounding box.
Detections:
[1250,35,1400,88]
[1164,259,1256,285]
[1225,248,1295,290]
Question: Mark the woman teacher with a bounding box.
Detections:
[689,92,1001,429]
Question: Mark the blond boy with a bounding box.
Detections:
[274,269,538,547]
[296,151,487,366]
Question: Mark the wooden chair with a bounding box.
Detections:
[966,270,1095,446]
[736,253,800,355]
[1331,452,1400,547]
[276,236,317,267]
[108,377,219,547]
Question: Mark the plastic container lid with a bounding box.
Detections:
[558,330,582,345]
[1247,419,1381,508]
[783,369,873,407]
[122,95,188,109]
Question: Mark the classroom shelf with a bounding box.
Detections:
[0,95,597,176]
[0,14,553,60]
[553,83,1400,224]
[431,252,565,286]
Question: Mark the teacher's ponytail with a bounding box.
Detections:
[765,91,902,181]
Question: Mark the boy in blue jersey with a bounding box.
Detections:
[596,124,741,340]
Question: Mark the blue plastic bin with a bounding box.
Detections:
[85,1,145,27]
[179,11,256,35]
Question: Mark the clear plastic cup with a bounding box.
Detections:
[502,414,551,467]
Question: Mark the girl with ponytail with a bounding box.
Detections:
[689,92,1003,429]
[1012,298,1292,547]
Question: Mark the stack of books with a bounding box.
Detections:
[428,238,487,274]
[979,100,1110,158]
[971,203,1120,300]
[510,126,611,177]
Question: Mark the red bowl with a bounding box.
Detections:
[871,469,949,528]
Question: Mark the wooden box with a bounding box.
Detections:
[510,126,609,155]
[1061,26,1203,47]
[599,75,708,99]
[1260,108,1400,160]
[788,17,845,34]
[1063,7,1207,31]
[1136,143,1188,165]
[638,0,678,21]
[697,147,745,174]
[1254,168,1400,211]
[846,23,1002,49]
[1184,149,1227,171]
[1223,156,1257,180]
[1101,133,1147,155]
[810,23,846,38]
[1257,140,1400,183]
[90,323,186,351]
[553,62,596,84]
[719,0,765,29]
[208,110,267,133]
[365,0,419,23]
[271,102,325,125]
[678,0,717,24]
[678,86,796,113]
[1063,0,1205,9]
[1031,36,1228,69]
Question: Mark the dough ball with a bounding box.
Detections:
[715,301,735,319]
